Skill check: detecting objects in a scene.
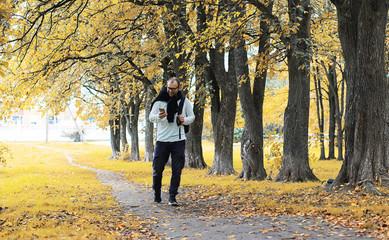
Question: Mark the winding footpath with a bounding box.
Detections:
[67,155,375,240]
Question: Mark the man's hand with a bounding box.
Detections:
[159,112,167,119]
[177,114,185,123]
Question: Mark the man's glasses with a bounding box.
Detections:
[167,87,178,91]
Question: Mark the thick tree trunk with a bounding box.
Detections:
[314,66,326,160]
[144,89,154,162]
[185,2,207,169]
[109,116,121,159]
[185,73,207,169]
[162,1,208,169]
[330,0,389,192]
[384,83,389,186]
[274,0,319,182]
[208,48,238,175]
[234,2,271,181]
[185,106,207,169]
[384,88,389,186]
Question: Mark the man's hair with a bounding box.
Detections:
[167,77,180,87]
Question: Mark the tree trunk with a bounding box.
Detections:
[185,103,207,169]
[144,89,154,162]
[325,59,345,161]
[336,74,345,161]
[120,110,130,160]
[314,66,326,160]
[384,82,389,186]
[185,72,207,169]
[208,48,238,175]
[330,0,389,192]
[327,61,337,159]
[162,2,189,83]
[160,1,208,169]
[234,1,271,181]
[274,0,319,182]
[126,95,142,161]
[109,116,121,159]
[385,83,389,170]
[185,2,207,169]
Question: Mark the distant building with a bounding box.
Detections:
[0,108,110,142]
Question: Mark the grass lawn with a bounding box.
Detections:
[0,141,388,239]
[0,142,142,239]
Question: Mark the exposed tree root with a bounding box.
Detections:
[360,180,382,196]
[327,179,387,196]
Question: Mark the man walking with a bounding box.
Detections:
[149,77,195,206]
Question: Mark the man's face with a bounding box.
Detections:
[167,81,179,97]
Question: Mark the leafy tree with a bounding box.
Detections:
[230,0,274,180]
[184,1,208,169]
[272,0,319,182]
[127,0,209,168]
[4,1,161,159]
[330,0,389,193]
[205,0,239,175]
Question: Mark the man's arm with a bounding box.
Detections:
[182,98,195,125]
[149,102,166,123]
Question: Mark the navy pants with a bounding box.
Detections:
[152,140,185,198]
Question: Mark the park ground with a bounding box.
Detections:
[0,141,388,239]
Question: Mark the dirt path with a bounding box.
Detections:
[67,156,375,240]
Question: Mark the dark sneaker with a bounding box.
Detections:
[154,190,162,204]
[168,196,178,206]
[154,196,162,204]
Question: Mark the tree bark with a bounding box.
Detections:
[109,116,121,159]
[274,0,319,182]
[161,1,209,169]
[185,1,207,169]
[120,109,130,160]
[234,1,271,181]
[325,60,345,161]
[162,2,189,82]
[327,61,337,159]
[330,0,389,192]
[144,89,154,162]
[336,73,345,161]
[185,100,207,169]
[385,83,389,170]
[126,95,142,161]
[208,47,238,175]
[313,66,326,160]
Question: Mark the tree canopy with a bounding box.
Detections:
[1,0,388,190]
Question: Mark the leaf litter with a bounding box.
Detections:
[90,163,387,240]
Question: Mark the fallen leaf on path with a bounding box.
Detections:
[260,228,278,233]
